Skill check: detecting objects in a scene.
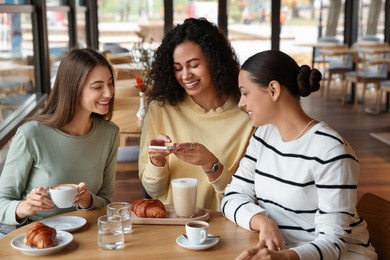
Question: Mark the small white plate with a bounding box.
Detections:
[41,216,87,232]
[176,234,219,250]
[11,230,73,256]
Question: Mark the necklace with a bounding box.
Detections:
[294,119,316,140]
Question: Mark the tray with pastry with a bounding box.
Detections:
[130,198,210,225]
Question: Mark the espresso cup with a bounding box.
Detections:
[185,221,209,245]
[171,178,197,218]
[49,184,78,208]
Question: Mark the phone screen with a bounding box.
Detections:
[148,145,176,150]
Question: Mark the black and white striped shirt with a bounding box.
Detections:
[222,122,376,260]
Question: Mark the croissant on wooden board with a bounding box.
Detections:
[23,222,57,249]
[130,198,167,218]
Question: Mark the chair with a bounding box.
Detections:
[377,58,390,112]
[342,44,388,111]
[356,193,390,260]
[312,37,342,74]
[320,45,354,99]
[360,35,383,43]
[106,52,132,65]
[116,146,139,172]
[103,43,129,54]
[377,81,390,112]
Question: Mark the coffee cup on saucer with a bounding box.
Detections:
[185,220,209,245]
[49,184,78,208]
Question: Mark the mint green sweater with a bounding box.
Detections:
[0,118,119,225]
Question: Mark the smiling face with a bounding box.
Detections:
[172,40,214,97]
[238,70,275,127]
[78,65,114,116]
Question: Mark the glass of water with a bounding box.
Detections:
[97,215,125,250]
[107,202,132,234]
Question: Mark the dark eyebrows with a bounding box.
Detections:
[89,80,104,86]
[89,77,113,86]
[186,58,200,63]
[174,58,200,66]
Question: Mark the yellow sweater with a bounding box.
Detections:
[138,95,254,211]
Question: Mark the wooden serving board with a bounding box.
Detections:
[131,206,210,225]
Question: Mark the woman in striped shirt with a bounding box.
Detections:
[222,50,377,260]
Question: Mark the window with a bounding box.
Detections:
[0,3,49,148]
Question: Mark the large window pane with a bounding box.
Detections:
[47,8,69,85]
[359,0,385,42]
[0,1,29,4]
[98,0,164,51]
[46,0,62,6]
[47,9,69,57]
[0,12,35,126]
[175,0,218,23]
[77,8,87,48]
[228,0,271,64]
[277,0,345,70]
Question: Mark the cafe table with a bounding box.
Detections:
[295,42,342,48]
[0,207,258,259]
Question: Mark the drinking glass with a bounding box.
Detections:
[107,202,132,234]
[97,215,125,250]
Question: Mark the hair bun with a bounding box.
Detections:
[309,68,322,93]
[297,65,322,97]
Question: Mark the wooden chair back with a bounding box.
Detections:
[356,193,390,260]
[106,52,133,64]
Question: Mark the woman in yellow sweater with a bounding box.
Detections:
[138,18,254,211]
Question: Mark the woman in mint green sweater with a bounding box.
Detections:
[0,48,119,236]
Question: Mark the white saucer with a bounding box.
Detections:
[176,234,219,250]
[41,216,87,232]
[11,230,73,256]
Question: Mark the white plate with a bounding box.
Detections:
[10,230,73,256]
[41,216,87,232]
[176,234,219,250]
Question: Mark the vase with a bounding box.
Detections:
[136,91,146,120]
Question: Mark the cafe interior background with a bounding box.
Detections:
[0,0,389,172]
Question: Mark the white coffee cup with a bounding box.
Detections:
[185,220,209,245]
[49,184,78,208]
[171,178,197,218]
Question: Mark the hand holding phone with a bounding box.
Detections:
[148,145,176,150]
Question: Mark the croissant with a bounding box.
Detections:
[130,198,167,218]
[24,222,57,249]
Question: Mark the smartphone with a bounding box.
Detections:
[148,145,176,150]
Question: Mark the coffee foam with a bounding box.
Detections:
[50,184,78,190]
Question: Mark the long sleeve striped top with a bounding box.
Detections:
[221,122,377,260]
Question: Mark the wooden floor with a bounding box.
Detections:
[112,81,390,203]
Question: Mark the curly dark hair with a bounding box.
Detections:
[147,17,241,106]
[241,50,322,98]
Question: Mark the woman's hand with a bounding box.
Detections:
[250,214,286,252]
[148,134,175,167]
[173,142,217,169]
[235,245,274,260]
[74,182,92,209]
[236,245,297,260]
[15,187,54,221]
